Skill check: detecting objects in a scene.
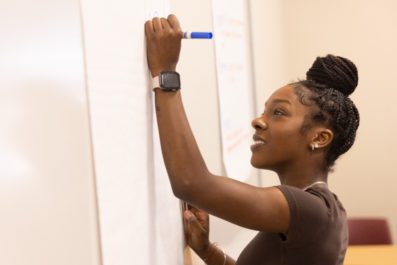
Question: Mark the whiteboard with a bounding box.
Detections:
[0,0,187,263]
[212,0,255,181]
[0,0,100,264]
[80,0,183,264]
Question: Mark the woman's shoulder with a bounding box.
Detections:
[306,185,346,213]
[277,184,344,212]
[276,184,346,229]
[276,184,346,245]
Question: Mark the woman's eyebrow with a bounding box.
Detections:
[264,99,292,107]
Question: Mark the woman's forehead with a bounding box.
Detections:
[266,85,299,105]
[265,84,314,116]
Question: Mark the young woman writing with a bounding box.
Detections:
[145,14,359,265]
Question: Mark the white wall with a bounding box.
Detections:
[0,0,100,264]
[80,1,185,264]
[283,0,397,242]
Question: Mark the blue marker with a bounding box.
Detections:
[183,31,213,39]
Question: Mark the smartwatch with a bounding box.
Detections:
[152,71,181,92]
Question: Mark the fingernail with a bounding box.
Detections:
[184,210,192,219]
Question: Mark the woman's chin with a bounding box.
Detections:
[250,157,264,169]
[250,156,273,170]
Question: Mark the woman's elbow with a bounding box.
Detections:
[168,171,212,201]
[169,177,197,201]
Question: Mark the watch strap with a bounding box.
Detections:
[151,75,160,91]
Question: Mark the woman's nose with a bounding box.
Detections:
[251,116,267,130]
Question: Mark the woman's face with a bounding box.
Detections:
[250,84,314,170]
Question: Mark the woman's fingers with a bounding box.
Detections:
[152,17,162,32]
[187,205,208,223]
[147,15,179,33]
[184,210,201,229]
[184,210,196,223]
[160,17,171,31]
[183,210,195,241]
[183,209,211,255]
[144,14,182,76]
[168,14,183,38]
[167,14,181,30]
[183,210,190,239]
[144,20,154,36]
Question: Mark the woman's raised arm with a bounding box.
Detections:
[145,14,290,233]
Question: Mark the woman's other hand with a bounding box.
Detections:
[144,14,183,77]
[183,204,211,258]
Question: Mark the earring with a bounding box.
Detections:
[311,143,318,151]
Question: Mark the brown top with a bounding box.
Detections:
[236,185,348,265]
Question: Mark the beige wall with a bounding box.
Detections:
[249,0,289,186]
[283,0,397,242]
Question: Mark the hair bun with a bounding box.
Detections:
[306,54,358,96]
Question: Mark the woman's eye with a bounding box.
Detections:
[273,109,284,116]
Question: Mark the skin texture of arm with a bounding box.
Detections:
[145,15,290,233]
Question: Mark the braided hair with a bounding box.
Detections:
[294,54,360,170]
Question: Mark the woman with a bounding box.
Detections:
[145,14,359,265]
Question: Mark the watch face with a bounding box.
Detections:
[160,71,181,91]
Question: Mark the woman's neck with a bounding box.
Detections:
[276,164,328,189]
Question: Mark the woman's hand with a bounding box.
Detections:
[144,14,183,77]
[183,204,211,258]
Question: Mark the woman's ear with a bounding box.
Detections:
[310,128,334,150]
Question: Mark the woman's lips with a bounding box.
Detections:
[250,137,267,152]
